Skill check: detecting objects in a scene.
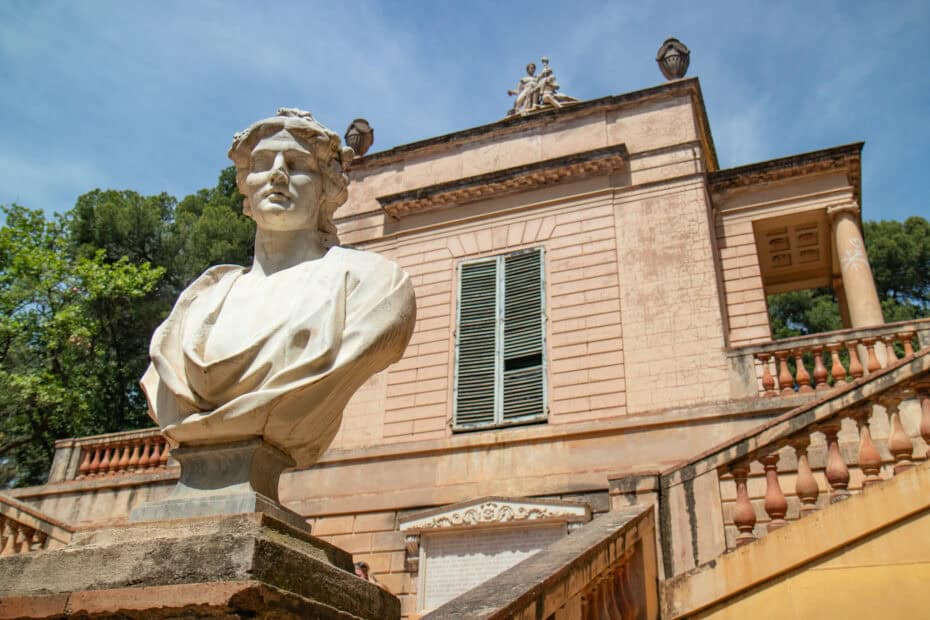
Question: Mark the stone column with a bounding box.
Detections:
[828,202,883,328]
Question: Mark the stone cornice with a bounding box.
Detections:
[399,496,590,534]
[350,77,718,172]
[378,144,628,218]
[708,142,863,206]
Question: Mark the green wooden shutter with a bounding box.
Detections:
[454,259,499,427]
[502,249,546,421]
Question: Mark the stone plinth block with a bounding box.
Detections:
[0,513,400,620]
[130,438,308,532]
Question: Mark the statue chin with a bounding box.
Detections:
[141,246,416,469]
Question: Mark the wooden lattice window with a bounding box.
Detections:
[453,248,547,430]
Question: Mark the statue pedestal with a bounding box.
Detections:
[130,438,308,532]
[0,513,400,619]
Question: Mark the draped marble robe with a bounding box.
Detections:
[141,246,416,468]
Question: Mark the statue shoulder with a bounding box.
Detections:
[177,264,244,300]
[329,246,406,279]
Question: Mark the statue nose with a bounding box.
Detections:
[270,167,288,183]
[270,154,289,182]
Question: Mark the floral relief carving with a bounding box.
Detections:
[841,237,868,272]
[420,502,563,530]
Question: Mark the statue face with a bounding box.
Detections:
[244,129,323,232]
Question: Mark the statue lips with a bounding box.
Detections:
[261,186,293,206]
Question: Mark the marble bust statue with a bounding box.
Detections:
[140,108,416,472]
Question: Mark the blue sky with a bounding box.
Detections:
[1,0,928,222]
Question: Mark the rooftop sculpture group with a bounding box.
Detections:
[507,57,577,117]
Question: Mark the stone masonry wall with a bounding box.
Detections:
[614,177,731,412]
[716,217,771,346]
[329,189,627,450]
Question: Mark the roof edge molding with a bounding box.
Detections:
[378,144,628,219]
[709,142,863,206]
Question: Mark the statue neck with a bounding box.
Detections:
[250,227,327,276]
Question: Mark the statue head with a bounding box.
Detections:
[526,62,536,76]
[228,108,354,245]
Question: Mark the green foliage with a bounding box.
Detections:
[0,205,164,485]
[767,216,930,337]
[767,289,843,339]
[0,167,253,486]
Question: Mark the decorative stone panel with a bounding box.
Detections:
[399,496,591,613]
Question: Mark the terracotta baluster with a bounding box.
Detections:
[0,521,22,555]
[761,452,788,531]
[158,440,170,468]
[117,443,131,472]
[87,446,102,477]
[0,519,9,555]
[590,578,604,620]
[731,463,756,546]
[77,448,92,479]
[138,438,152,469]
[19,527,35,554]
[918,388,930,459]
[854,405,882,488]
[792,437,819,517]
[821,422,850,503]
[127,441,141,472]
[758,354,776,397]
[794,350,813,393]
[883,335,899,363]
[98,446,112,477]
[148,441,161,470]
[620,563,641,620]
[899,332,915,357]
[30,529,47,552]
[812,346,828,390]
[862,338,881,373]
[776,352,794,396]
[598,575,614,620]
[4,522,21,557]
[846,341,864,380]
[885,397,914,475]
[827,343,846,384]
[107,445,122,476]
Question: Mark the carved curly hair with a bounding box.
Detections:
[228,108,354,246]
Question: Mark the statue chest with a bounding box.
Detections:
[184,268,344,366]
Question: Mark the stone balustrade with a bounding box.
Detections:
[722,385,929,549]
[650,347,930,578]
[75,432,170,480]
[728,318,930,399]
[49,428,172,482]
[0,494,73,556]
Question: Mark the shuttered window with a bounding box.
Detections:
[453,248,547,430]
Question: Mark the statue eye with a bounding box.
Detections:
[287,153,315,174]
[251,153,273,172]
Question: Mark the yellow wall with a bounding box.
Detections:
[697,507,930,618]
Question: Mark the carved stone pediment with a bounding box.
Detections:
[400,496,590,535]
[400,496,592,603]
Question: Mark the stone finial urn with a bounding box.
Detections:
[345,118,374,157]
[656,37,690,80]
